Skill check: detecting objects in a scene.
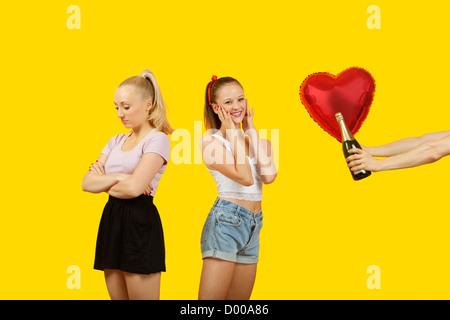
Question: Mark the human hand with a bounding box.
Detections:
[360,145,375,155]
[88,160,105,175]
[144,183,153,196]
[217,105,235,130]
[242,99,255,133]
[346,148,380,172]
[217,105,239,141]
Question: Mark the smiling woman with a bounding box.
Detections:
[81,69,173,300]
[198,75,278,300]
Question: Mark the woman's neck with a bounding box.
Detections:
[131,123,154,139]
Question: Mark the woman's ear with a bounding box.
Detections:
[146,98,153,112]
[211,103,219,114]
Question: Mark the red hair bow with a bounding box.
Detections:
[208,75,218,105]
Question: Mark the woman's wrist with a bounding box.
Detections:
[114,173,131,182]
[375,159,387,172]
[361,145,372,153]
[247,130,260,149]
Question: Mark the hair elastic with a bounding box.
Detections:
[207,75,218,105]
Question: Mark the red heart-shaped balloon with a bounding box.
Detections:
[300,67,375,142]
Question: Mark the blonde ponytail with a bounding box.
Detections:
[118,70,174,135]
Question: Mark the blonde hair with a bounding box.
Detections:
[118,69,174,134]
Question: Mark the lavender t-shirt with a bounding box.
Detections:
[101,129,171,197]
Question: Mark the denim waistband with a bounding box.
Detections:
[213,197,262,218]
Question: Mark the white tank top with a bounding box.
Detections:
[207,133,262,201]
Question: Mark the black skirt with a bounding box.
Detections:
[94,194,165,275]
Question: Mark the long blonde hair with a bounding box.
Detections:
[118,69,174,134]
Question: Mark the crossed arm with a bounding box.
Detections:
[82,153,164,199]
[346,131,450,172]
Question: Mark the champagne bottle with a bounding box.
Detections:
[335,112,371,181]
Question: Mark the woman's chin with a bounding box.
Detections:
[232,118,244,125]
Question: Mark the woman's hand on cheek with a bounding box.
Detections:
[242,99,255,132]
[217,105,236,132]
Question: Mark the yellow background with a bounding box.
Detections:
[1,0,449,299]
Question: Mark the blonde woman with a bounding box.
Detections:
[346,130,450,172]
[82,70,173,300]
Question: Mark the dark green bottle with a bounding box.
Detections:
[335,112,371,181]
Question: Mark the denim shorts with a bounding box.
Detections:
[201,197,263,264]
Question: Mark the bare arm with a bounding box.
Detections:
[107,152,164,199]
[82,154,125,193]
[82,173,126,193]
[202,132,254,187]
[246,131,277,184]
[242,101,277,184]
[201,106,254,186]
[364,131,450,157]
[347,134,450,172]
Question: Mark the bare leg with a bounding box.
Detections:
[226,263,257,300]
[198,258,236,300]
[123,272,161,300]
[104,269,129,300]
